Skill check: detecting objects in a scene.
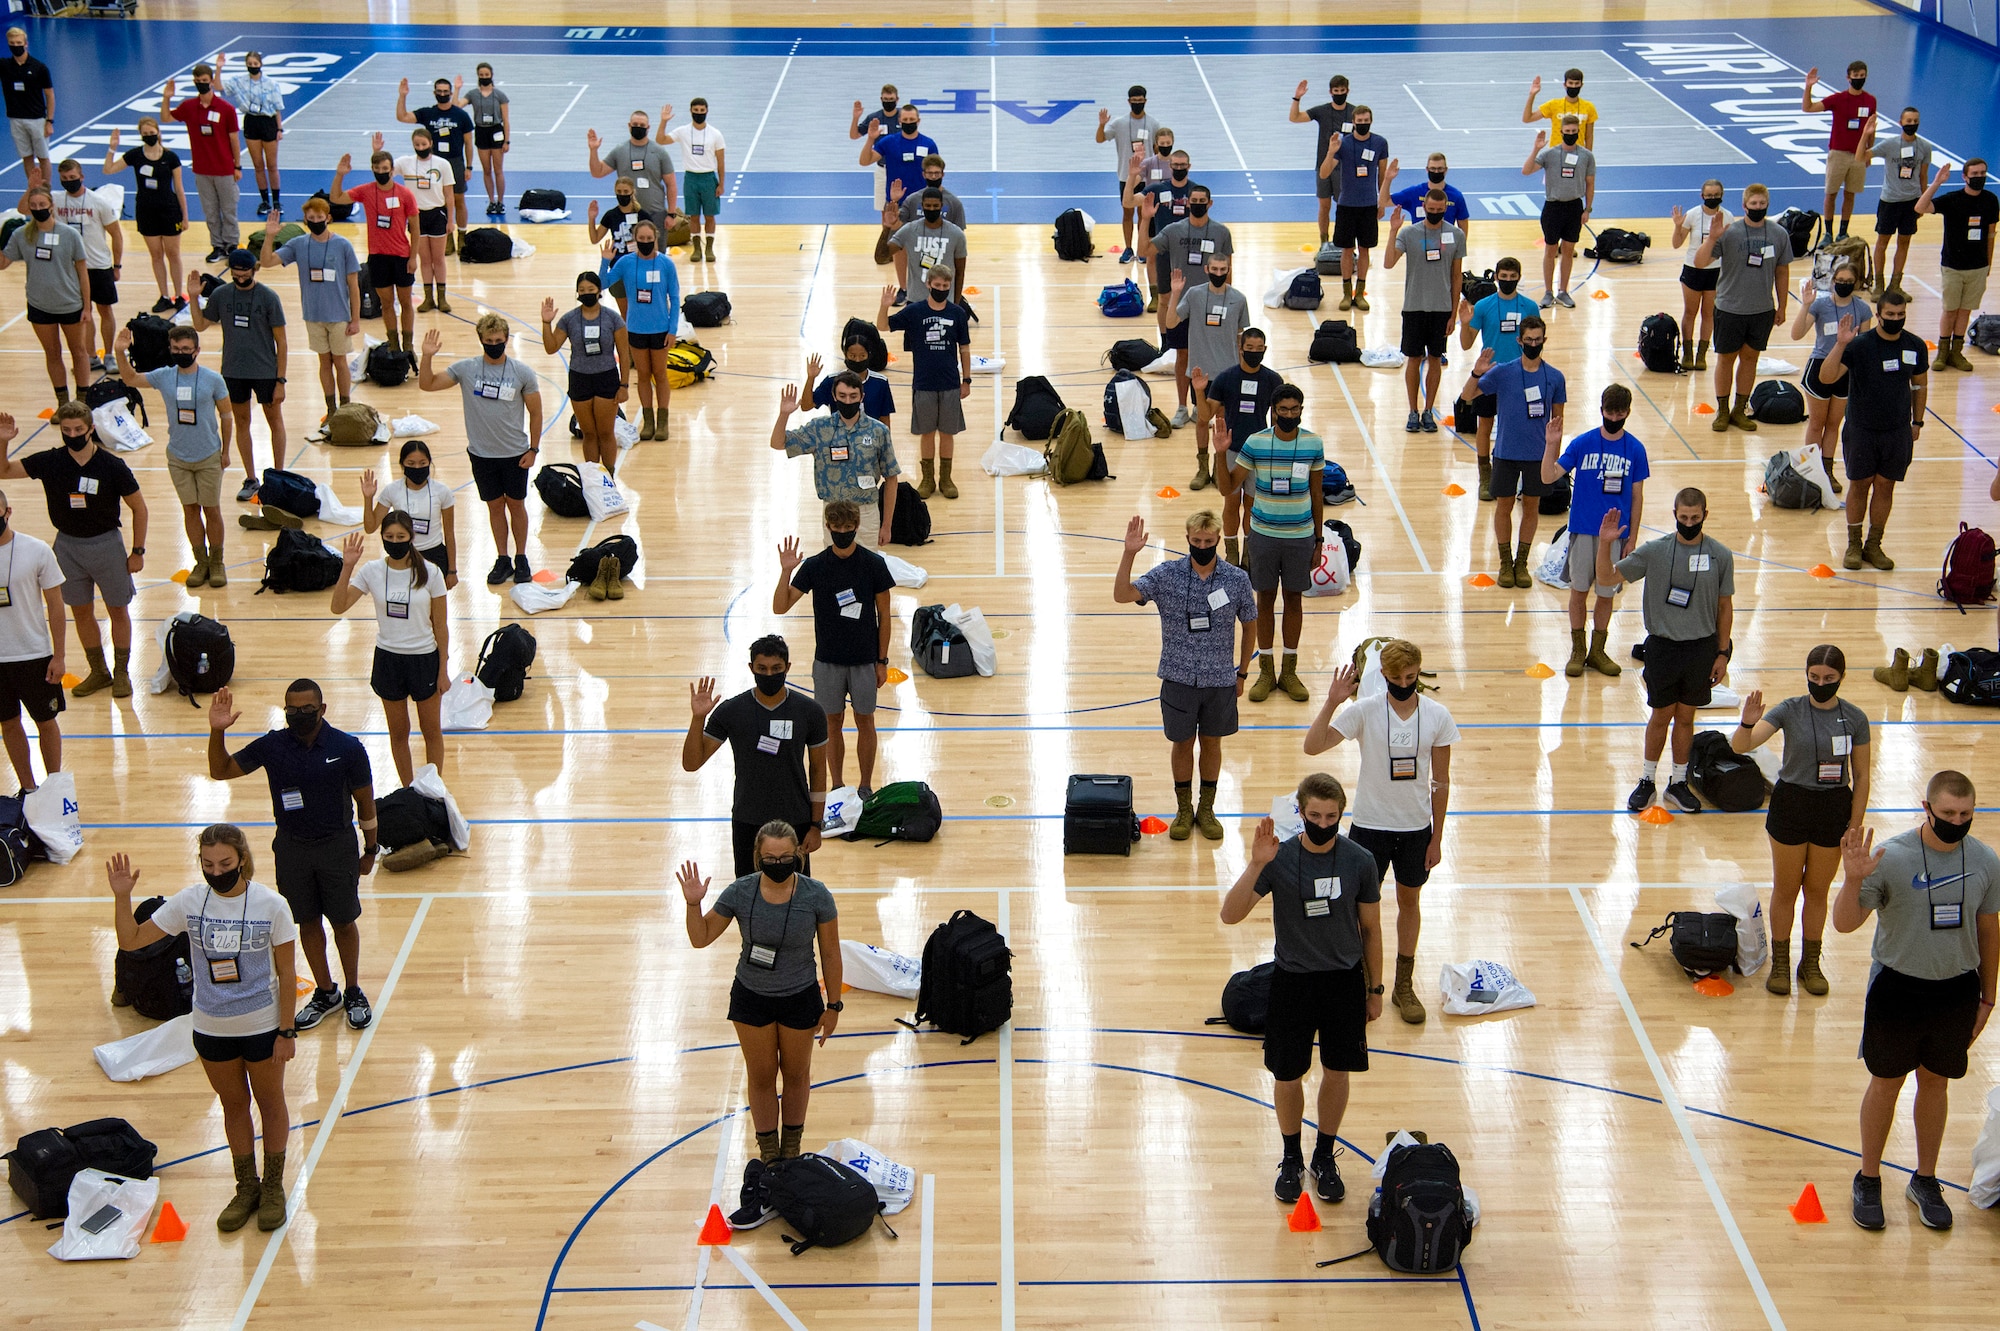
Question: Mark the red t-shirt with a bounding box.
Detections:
[347,181,418,257]
[169,96,240,176]
[1823,90,1877,154]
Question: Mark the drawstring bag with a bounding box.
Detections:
[579,461,629,520]
[22,772,82,864]
[822,786,863,837]
[92,1014,196,1083]
[1715,881,1770,975]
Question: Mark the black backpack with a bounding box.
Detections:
[257,529,342,594]
[257,467,321,519]
[1459,268,1498,307]
[841,316,889,372]
[566,533,638,584]
[1203,962,1275,1034]
[1062,772,1138,856]
[1103,369,1149,431]
[1105,338,1159,373]
[1940,648,2000,706]
[1282,269,1324,310]
[1637,313,1681,374]
[1538,471,1572,517]
[1324,518,1362,573]
[765,1154,897,1255]
[475,623,536,702]
[1633,910,1739,977]
[910,603,977,678]
[458,227,513,263]
[1052,208,1093,260]
[1764,450,1822,511]
[360,285,382,320]
[114,895,192,1021]
[1309,318,1360,364]
[534,462,590,518]
[1322,1142,1472,1274]
[82,376,145,418]
[124,313,174,373]
[1970,313,2000,355]
[0,792,38,885]
[309,187,353,223]
[848,780,943,843]
[5,1119,157,1219]
[888,480,931,547]
[1585,227,1651,263]
[682,291,731,327]
[1688,730,1766,811]
[1006,375,1066,440]
[365,343,412,388]
[518,187,566,211]
[907,909,1013,1044]
[376,785,450,853]
[1749,379,1804,425]
[163,613,234,705]
[1776,206,1821,259]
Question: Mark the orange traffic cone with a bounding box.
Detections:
[1637,805,1674,825]
[149,1202,188,1243]
[1138,816,1169,835]
[1790,1183,1827,1223]
[1287,1193,1321,1232]
[1692,975,1735,997]
[1467,573,1497,587]
[698,1203,733,1245]
[1809,564,1836,578]
[1156,486,1181,499]
[1442,483,1466,496]
[1525,663,1555,679]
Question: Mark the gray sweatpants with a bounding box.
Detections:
[194,172,240,248]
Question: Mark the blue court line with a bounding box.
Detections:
[553,1281,998,1292]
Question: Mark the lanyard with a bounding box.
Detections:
[202,884,253,953]
[405,481,434,530]
[747,882,799,958]
[1664,540,1705,598]
[1918,841,1969,930]
[1807,703,1850,784]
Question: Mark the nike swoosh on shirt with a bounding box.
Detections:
[1914,873,1969,890]
[325,757,340,764]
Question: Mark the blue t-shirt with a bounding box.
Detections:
[233,722,374,841]
[1390,182,1469,227]
[275,233,361,325]
[1478,358,1567,462]
[605,250,681,335]
[144,365,230,464]
[886,301,971,393]
[1331,132,1388,208]
[1558,427,1651,540]
[875,129,940,202]
[813,371,896,422]
[1467,292,1538,365]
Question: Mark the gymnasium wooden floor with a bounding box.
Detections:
[5,2,2000,1328]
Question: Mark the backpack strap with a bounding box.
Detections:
[1314,1246,1376,1268]
[876,1205,899,1240]
[1631,918,1674,950]
[783,1232,815,1256]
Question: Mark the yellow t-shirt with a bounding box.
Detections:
[1536,96,1598,134]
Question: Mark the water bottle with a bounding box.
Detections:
[175,957,192,986]
[198,653,210,675]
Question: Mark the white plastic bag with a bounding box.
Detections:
[1305,521,1351,597]
[93,1013,195,1082]
[980,440,1046,477]
[1439,960,1537,1016]
[1113,373,1152,440]
[150,610,197,694]
[314,481,364,526]
[839,940,922,1000]
[390,414,441,437]
[1970,1084,2000,1209]
[1262,265,1313,309]
[820,1138,917,1214]
[882,553,928,589]
[1779,443,1838,510]
[92,401,152,453]
[971,354,1004,374]
[578,461,629,520]
[822,786,862,838]
[614,415,640,448]
[1701,685,1742,711]
[1756,356,1798,376]
[1270,791,1303,840]
[1359,346,1406,369]
[347,334,383,378]
[942,603,997,677]
[516,211,565,226]
[510,579,580,614]
[1715,882,1769,975]
[47,1169,157,1261]
[23,771,82,864]
[439,676,494,732]
[409,762,471,851]
[1141,349,1178,375]
[510,236,539,258]
[1534,526,1573,590]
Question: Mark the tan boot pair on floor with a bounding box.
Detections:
[1873,647,1938,693]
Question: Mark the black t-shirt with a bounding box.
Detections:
[1306,101,1356,166]
[1142,179,1191,238]
[1933,188,1998,271]
[598,204,657,260]
[21,445,140,539]
[791,546,896,666]
[886,301,971,392]
[122,148,184,212]
[1843,330,1926,432]
[703,689,829,826]
[1208,365,1284,443]
[1,57,52,121]
[416,104,474,167]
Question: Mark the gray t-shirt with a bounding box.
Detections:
[888,218,967,286]
[1859,828,2000,981]
[1763,695,1870,789]
[556,305,625,375]
[1176,282,1251,379]
[602,140,674,215]
[1804,292,1871,359]
[1535,145,1595,203]
[145,365,229,463]
[1870,135,1933,204]
[276,233,360,325]
[1154,217,1233,274]
[464,87,509,131]
[712,873,839,997]
[202,281,287,380]
[897,187,967,230]
[5,221,83,314]
[1715,219,1793,316]
[446,356,541,458]
[1395,222,1466,312]
[1254,834,1382,973]
[1615,534,1734,641]
[1104,112,1160,180]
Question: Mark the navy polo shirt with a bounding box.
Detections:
[234,722,374,840]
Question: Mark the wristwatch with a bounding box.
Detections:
[825,1000,844,1013]
[1368,985,1386,996]
[877,657,889,665]
[278,1028,297,1039]
[130,547,145,556]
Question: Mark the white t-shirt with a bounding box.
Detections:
[351,557,440,655]
[0,532,64,663]
[1331,694,1462,832]
[1683,205,1733,269]
[666,123,725,174]
[393,154,457,211]
[377,477,454,550]
[49,187,120,269]
[149,881,299,1037]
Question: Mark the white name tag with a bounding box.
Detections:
[1822,321,1837,336]
[1832,735,1852,756]
[177,385,194,401]
[1970,227,1984,241]
[633,176,648,188]
[1314,876,1339,899]
[1881,358,1898,371]
[280,788,305,811]
[1361,149,1375,162]
[1291,460,1310,482]
[207,110,221,124]
[839,603,863,619]
[311,267,332,282]
[387,197,400,209]
[1687,553,1711,572]
[769,719,794,739]
[1903,348,1919,365]
[1902,145,1915,157]
[1564,152,1578,164]
[755,734,781,754]
[1524,385,1542,402]
[1206,587,1230,610]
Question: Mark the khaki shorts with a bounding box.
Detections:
[1564,531,1622,597]
[1825,150,1866,194]
[306,320,354,355]
[168,450,224,507]
[1942,265,1990,312]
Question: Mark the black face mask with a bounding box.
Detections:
[195,82,211,95]
[203,867,242,893]
[616,193,634,207]
[1189,201,1209,219]
[248,65,263,76]
[416,146,432,159]
[383,538,413,560]
[231,271,254,286]
[579,291,599,307]
[1806,679,1840,704]
[284,706,320,738]
[1427,170,1446,185]
[403,465,429,487]
[1561,131,1578,145]
[882,99,899,115]
[1602,415,1627,436]
[1300,821,1338,850]
[1833,281,1855,298]
[1566,84,1583,97]
[1520,339,1545,359]
[1496,278,1519,295]
[479,78,493,87]
[1425,211,1445,225]
[922,208,941,223]
[691,112,707,125]
[482,341,507,360]
[753,670,787,697]
[1849,77,1866,90]
[1930,812,1972,845]
[436,92,451,104]
[1744,205,1767,223]
[924,176,944,189]
[28,207,48,223]
[1241,349,1265,368]
[1354,122,1372,136]
[927,287,950,305]
[760,856,800,884]
[629,126,648,141]
[61,178,82,195]
[1207,270,1227,288]
[61,431,90,452]
[1878,317,1905,336]
[1170,167,1188,182]
[844,358,870,375]
[1386,679,1418,702]
[7,45,23,56]
[141,133,160,147]
[1968,175,1989,192]
[834,399,861,420]
[1902,122,1919,136]
[1189,542,1217,566]
[170,351,196,369]
[1330,92,1348,106]
[1676,518,1704,541]
[635,240,656,255]
[900,121,919,137]
[829,528,858,549]
[1274,412,1302,434]
[373,171,392,186]
[305,218,328,235]
[1703,195,1722,209]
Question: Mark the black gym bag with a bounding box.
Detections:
[475,624,537,702]
[1632,911,1739,977]
[1203,962,1275,1034]
[114,895,192,1021]
[163,613,234,705]
[1063,773,1138,855]
[534,462,590,518]
[6,1118,157,1218]
[1006,375,1066,440]
[1688,730,1767,811]
[766,1154,898,1254]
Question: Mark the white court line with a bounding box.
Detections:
[917,1173,936,1331]
[1183,41,1251,177]
[1402,84,1444,134]
[1328,362,1433,573]
[996,889,1016,1331]
[732,46,797,182]
[1566,884,1787,1331]
[990,57,1000,174]
[994,283,1006,577]
[538,84,591,140]
[227,895,434,1331]
[720,1247,811,1331]
[684,1073,741,1331]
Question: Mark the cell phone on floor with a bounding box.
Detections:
[79,1203,123,1235]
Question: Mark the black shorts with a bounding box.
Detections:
[1712,308,1775,355]
[1262,965,1369,1080]
[1862,966,1981,1079]
[136,207,184,239]
[1159,679,1239,742]
[26,303,80,326]
[417,544,449,576]
[1875,197,1920,238]
[273,827,363,927]
[450,179,468,196]
[1842,421,1913,483]
[418,206,449,238]
[728,978,826,1030]
[87,267,117,307]
[371,645,441,703]
[1488,456,1547,499]
[1332,204,1379,250]
[1469,391,1497,420]
[730,818,814,881]
[468,449,531,502]
[193,1028,279,1063]
[568,367,622,402]
[1679,265,1719,293]
[1765,781,1853,849]
[227,376,279,405]
[1400,310,1450,358]
[368,253,414,289]
[627,330,670,351]
[1159,318,1189,351]
[1540,198,1584,246]
[1349,823,1435,889]
[1641,633,1718,710]
[0,655,63,724]
[1801,356,1848,401]
[240,114,279,143]
[474,126,506,151]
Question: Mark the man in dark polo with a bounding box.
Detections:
[207,678,380,1031]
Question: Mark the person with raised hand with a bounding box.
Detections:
[331,523,448,789]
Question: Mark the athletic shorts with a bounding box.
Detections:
[0,654,63,725]
[1712,308,1775,355]
[684,171,721,217]
[273,826,363,927]
[418,206,449,238]
[1159,678,1238,742]
[1943,265,1989,312]
[8,117,49,161]
[1765,780,1853,849]
[168,450,224,507]
[370,645,441,703]
[1564,532,1621,597]
[1316,172,1336,201]
[1262,964,1369,1080]
[306,320,353,356]
[1825,149,1866,194]
[1332,204,1378,250]
[727,978,825,1031]
[468,449,531,502]
[1159,319,1189,351]
[26,303,80,326]
[474,126,506,151]
[1861,966,1981,1079]
[1841,421,1913,484]
[1399,310,1450,358]
[729,818,813,881]
[450,178,467,196]
[53,530,134,609]
[418,544,449,577]
[910,388,966,436]
[627,330,670,351]
[367,253,413,289]
[1488,456,1547,499]
[567,366,622,402]
[1540,198,1584,246]
[1679,265,1719,293]
[240,114,279,143]
[1469,391,1498,420]
[1641,633,1718,710]
[1247,530,1314,594]
[1349,823,1435,890]
[1801,356,1848,401]
[193,1028,279,1063]
[227,376,279,405]
[813,658,879,716]
[1875,198,1920,238]
[87,267,117,307]
[136,206,184,239]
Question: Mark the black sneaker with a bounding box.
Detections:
[511,554,532,584]
[206,246,228,264]
[1311,1151,1345,1203]
[1906,1173,1953,1229]
[728,1158,778,1229]
[343,987,373,1030]
[487,555,513,586]
[295,987,342,1030]
[151,296,175,314]
[1626,778,1656,812]
[1851,1171,1885,1230]
[1274,1155,1304,1204]
[891,287,907,308]
[1664,780,1701,814]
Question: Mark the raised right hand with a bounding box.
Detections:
[422,327,442,357]
[208,685,240,732]
[360,468,378,502]
[341,530,366,563]
[1122,514,1148,555]
[1840,825,1883,882]
[676,859,709,906]
[541,296,557,323]
[778,382,800,414]
[107,852,139,898]
[1294,79,1309,100]
[1249,816,1282,865]
[689,676,719,719]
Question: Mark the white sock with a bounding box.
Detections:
[1671,763,1689,784]
[1641,760,1659,783]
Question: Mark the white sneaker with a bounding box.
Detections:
[1169,405,1190,428]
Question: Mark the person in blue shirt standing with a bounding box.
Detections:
[261,199,362,439]
[605,218,680,442]
[115,323,232,590]
[1380,152,1471,237]
[1316,106,1387,311]
[1452,257,1536,502]
[860,105,938,225]
[878,271,972,502]
[1542,384,1648,677]
[1476,314,1564,589]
